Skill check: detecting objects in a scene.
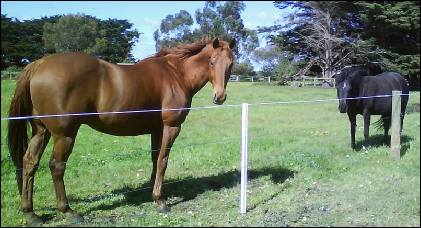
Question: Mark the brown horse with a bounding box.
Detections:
[7,37,235,225]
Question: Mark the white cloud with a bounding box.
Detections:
[256,11,279,21]
[244,21,257,29]
[143,17,160,27]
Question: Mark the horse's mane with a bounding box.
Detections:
[339,62,384,80]
[152,37,212,60]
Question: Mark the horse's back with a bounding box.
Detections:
[362,72,408,94]
[360,72,409,115]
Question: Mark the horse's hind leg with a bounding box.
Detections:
[363,112,371,148]
[382,116,391,145]
[21,120,51,226]
[49,129,83,223]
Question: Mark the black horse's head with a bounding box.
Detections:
[333,71,352,113]
[333,63,384,113]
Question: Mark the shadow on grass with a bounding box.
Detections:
[355,134,413,156]
[67,166,295,215]
[405,103,420,114]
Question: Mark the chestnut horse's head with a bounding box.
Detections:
[207,38,236,105]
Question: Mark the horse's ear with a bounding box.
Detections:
[229,39,236,49]
[212,38,220,49]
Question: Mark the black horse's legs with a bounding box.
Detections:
[400,113,405,133]
[152,125,181,213]
[363,112,371,148]
[21,121,51,226]
[150,130,163,188]
[382,116,391,145]
[348,113,357,149]
[49,132,83,223]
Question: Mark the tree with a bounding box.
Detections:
[194,1,258,59]
[43,14,99,53]
[264,1,420,80]
[264,2,362,78]
[154,1,259,60]
[153,10,198,50]
[252,45,296,80]
[353,1,420,79]
[43,14,140,63]
[273,58,299,84]
[1,14,60,69]
[231,59,255,77]
[90,19,140,63]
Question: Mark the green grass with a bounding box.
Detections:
[1,80,420,226]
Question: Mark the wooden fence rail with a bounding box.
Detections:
[1,71,21,80]
[300,77,336,88]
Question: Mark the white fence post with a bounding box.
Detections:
[240,103,249,214]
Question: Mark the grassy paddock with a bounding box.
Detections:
[1,80,420,226]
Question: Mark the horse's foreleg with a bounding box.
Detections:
[150,130,163,188]
[152,125,181,213]
[348,114,356,149]
[49,133,83,223]
[21,122,50,226]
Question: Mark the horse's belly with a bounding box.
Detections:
[86,113,162,136]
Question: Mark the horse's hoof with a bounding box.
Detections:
[24,212,43,227]
[156,204,171,214]
[65,210,84,224]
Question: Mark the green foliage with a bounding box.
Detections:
[1,14,60,69]
[155,1,258,60]
[353,1,420,78]
[252,45,296,80]
[90,19,140,63]
[266,1,420,79]
[43,14,99,53]
[231,59,255,77]
[2,14,140,67]
[273,58,299,82]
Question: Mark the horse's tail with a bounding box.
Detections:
[7,61,38,194]
[373,117,384,131]
[373,116,391,131]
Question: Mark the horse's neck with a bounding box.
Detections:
[349,75,363,96]
[183,53,210,95]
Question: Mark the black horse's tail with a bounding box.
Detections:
[373,116,391,131]
[7,61,38,194]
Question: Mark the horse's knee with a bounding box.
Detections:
[23,157,39,176]
[49,160,66,179]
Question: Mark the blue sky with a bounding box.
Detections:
[1,1,288,61]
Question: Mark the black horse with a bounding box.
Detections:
[334,64,409,149]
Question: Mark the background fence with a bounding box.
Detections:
[1,71,20,80]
